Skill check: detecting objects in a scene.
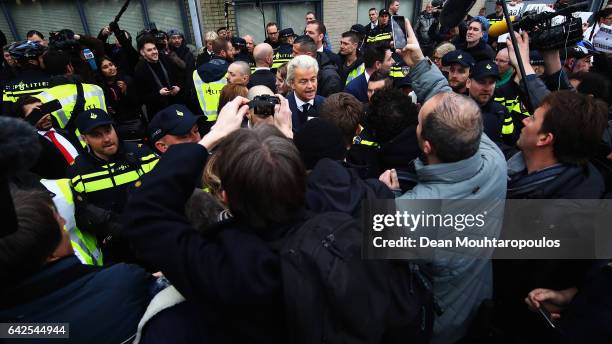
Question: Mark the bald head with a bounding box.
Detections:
[247,85,274,100]
[418,92,482,163]
[227,61,251,86]
[254,43,274,67]
[243,34,254,53]
[495,48,512,75]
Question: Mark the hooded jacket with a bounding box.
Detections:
[168,29,196,71]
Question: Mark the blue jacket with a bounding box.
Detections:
[344,73,368,103]
[399,59,508,343]
[0,256,153,344]
[287,92,325,132]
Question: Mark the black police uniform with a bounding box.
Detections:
[2,68,51,116]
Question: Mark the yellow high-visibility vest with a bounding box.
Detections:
[193,70,227,122]
[35,83,107,147]
[41,178,103,266]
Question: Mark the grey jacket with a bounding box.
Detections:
[401,58,508,343]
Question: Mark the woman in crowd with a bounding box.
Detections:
[97,56,147,141]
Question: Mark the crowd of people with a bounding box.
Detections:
[1,0,612,342]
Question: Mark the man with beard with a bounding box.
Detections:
[168,29,196,70]
[68,108,158,263]
[442,50,474,94]
[466,60,512,144]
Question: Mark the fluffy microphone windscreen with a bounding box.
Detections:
[0,117,41,176]
[488,17,516,37]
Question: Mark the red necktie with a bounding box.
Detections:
[46,131,75,164]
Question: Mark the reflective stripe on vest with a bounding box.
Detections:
[35,84,106,148]
[345,63,366,85]
[366,32,392,43]
[193,70,227,122]
[71,154,159,194]
[502,115,514,135]
[40,179,103,266]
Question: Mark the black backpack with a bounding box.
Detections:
[274,212,434,344]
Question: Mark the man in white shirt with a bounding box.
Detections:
[285,55,326,132]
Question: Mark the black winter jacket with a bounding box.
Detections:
[123,143,296,343]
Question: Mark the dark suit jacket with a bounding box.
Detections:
[287,92,325,132]
[344,73,368,103]
[247,69,277,93]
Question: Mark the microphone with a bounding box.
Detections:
[439,0,477,28]
[0,117,41,237]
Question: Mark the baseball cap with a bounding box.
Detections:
[149,104,202,143]
[379,9,390,16]
[350,24,366,36]
[442,50,475,68]
[231,36,247,48]
[279,28,296,38]
[470,60,500,80]
[75,108,114,134]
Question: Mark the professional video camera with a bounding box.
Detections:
[48,29,79,52]
[487,1,588,50]
[249,95,280,117]
[513,1,587,50]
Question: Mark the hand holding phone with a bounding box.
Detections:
[391,15,408,50]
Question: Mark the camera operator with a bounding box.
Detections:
[97,21,139,76]
[48,29,106,84]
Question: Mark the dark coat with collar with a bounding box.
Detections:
[287,91,325,132]
[316,52,343,97]
[248,68,277,93]
[344,73,368,103]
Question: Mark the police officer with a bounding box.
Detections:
[442,50,475,94]
[232,36,254,67]
[466,60,514,145]
[272,28,296,70]
[34,80,106,148]
[2,40,50,117]
[191,38,234,127]
[68,108,158,262]
[148,104,202,154]
[366,9,392,45]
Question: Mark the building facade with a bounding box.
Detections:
[1,0,489,52]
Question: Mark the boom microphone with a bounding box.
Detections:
[439,0,477,28]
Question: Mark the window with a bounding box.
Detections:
[7,0,84,40]
[279,2,315,35]
[147,0,184,35]
[0,14,15,43]
[82,0,145,45]
[358,0,384,26]
[235,4,277,44]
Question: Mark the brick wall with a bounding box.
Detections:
[324,0,358,50]
[199,0,237,35]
